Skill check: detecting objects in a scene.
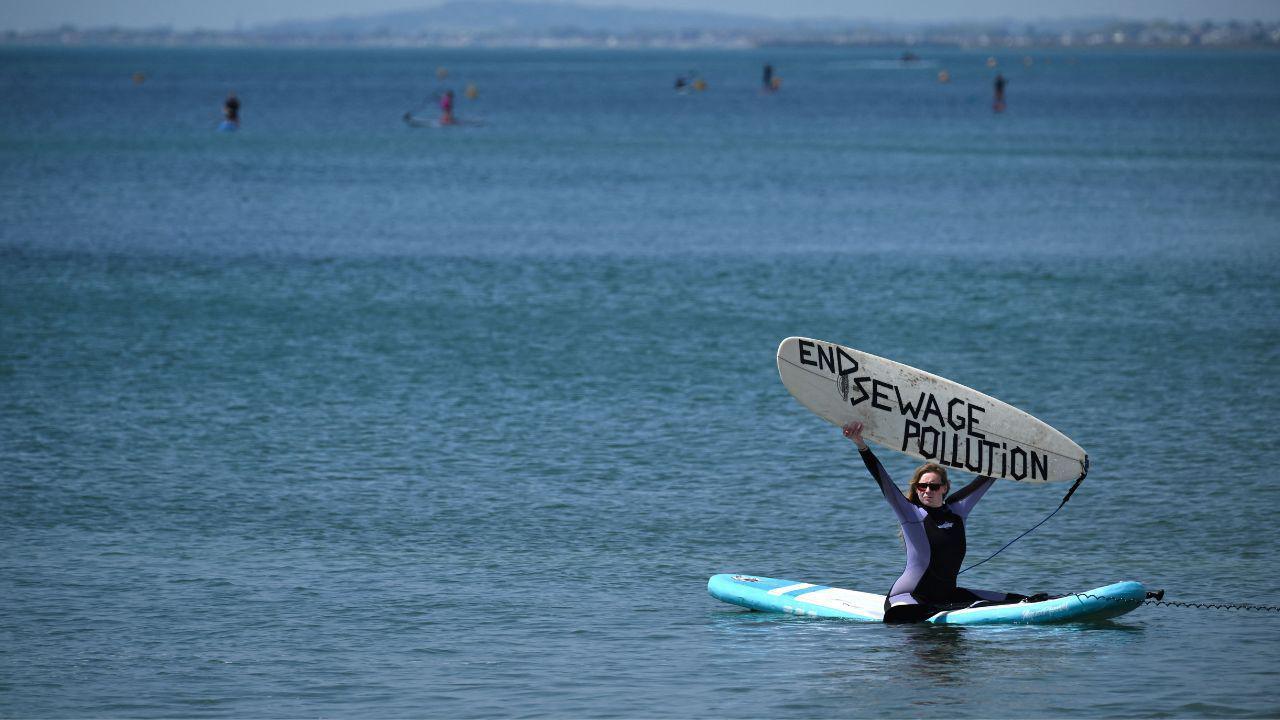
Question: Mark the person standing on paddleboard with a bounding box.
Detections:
[439,89,456,126]
[843,420,1032,623]
[223,92,240,127]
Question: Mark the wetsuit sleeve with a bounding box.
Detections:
[947,475,996,519]
[859,447,918,523]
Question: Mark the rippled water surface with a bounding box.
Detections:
[2,46,1279,717]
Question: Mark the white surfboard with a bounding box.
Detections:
[777,337,1087,483]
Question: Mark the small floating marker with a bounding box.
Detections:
[986,56,998,68]
[937,69,950,83]
[465,83,478,100]
[436,66,448,79]
[132,72,146,84]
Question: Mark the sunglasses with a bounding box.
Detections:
[916,482,947,491]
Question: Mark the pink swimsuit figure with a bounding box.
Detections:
[439,90,456,125]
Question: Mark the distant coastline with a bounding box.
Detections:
[4,0,1278,51]
[6,25,1278,51]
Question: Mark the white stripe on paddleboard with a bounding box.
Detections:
[768,582,815,596]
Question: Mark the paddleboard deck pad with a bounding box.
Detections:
[708,574,1146,624]
[777,337,1087,483]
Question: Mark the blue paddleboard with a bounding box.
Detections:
[403,112,485,128]
[708,574,1147,625]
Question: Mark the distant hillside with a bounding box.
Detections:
[253,1,780,36]
[8,1,1276,49]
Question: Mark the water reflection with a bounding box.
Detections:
[705,607,1171,715]
[898,625,970,684]
[707,606,1147,679]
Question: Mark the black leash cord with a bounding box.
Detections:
[959,471,1087,575]
[952,460,1280,613]
[1076,591,1280,613]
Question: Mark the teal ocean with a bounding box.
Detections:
[2,46,1279,717]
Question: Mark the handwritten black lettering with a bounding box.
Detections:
[965,437,984,473]
[848,376,871,407]
[922,394,945,426]
[836,347,858,376]
[1031,451,1048,481]
[967,404,986,439]
[1010,447,1027,480]
[894,387,926,419]
[946,398,966,431]
[870,379,893,411]
[902,420,921,452]
[983,440,999,475]
[816,344,835,373]
[919,426,940,459]
[798,339,816,366]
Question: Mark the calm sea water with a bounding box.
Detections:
[2,46,1280,718]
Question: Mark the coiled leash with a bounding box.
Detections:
[1075,590,1280,613]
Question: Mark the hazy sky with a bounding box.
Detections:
[3,0,1278,32]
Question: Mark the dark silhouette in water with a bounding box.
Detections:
[762,63,778,92]
[219,92,240,131]
[223,93,239,122]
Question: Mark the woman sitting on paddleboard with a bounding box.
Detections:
[843,420,1032,622]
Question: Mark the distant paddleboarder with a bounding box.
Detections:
[762,63,778,92]
[439,89,456,126]
[993,73,1007,113]
[403,88,483,128]
[219,91,240,131]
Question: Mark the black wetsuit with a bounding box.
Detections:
[859,446,1021,622]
